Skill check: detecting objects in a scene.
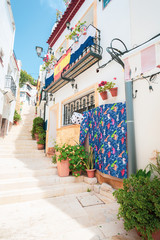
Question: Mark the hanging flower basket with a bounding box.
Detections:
[80,24,87,35]
[100,91,108,100]
[110,87,118,97]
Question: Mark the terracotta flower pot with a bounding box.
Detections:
[100,91,108,100]
[37,144,44,150]
[86,169,96,178]
[136,228,160,240]
[57,158,70,177]
[14,121,19,125]
[110,87,118,97]
[34,133,39,141]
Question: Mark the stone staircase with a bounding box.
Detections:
[0,106,92,205]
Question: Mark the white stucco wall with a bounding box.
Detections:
[130,0,160,46]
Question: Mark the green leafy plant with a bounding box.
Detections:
[97,81,115,93]
[41,54,57,71]
[55,143,73,162]
[69,145,88,177]
[31,117,44,139]
[14,110,21,122]
[37,139,45,145]
[52,155,57,164]
[135,169,151,179]
[146,151,160,177]
[87,188,91,192]
[113,173,160,240]
[83,146,95,170]
[66,21,86,40]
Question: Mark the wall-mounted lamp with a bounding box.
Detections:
[49,93,53,101]
[35,46,43,58]
[66,21,72,31]
[70,79,77,90]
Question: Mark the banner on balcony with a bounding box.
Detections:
[70,25,96,65]
[45,65,54,88]
[79,102,128,179]
[54,48,71,81]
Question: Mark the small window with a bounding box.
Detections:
[63,92,95,126]
[103,0,111,9]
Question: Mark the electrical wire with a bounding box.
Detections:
[96,33,160,71]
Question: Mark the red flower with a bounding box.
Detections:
[113,77,117,80]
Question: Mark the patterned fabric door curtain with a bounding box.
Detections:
[79,102,128,179]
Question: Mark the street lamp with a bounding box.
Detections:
[35,46,43,58]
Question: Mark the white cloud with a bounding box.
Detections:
[40,0,65,11]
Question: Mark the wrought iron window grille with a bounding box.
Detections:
[63,91,95,126]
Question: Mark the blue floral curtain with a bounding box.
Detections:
[79,102,128,179]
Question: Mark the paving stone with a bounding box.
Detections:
[84,176,97,185]
[77,193,104,207]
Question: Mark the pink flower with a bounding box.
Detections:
[113,77,117,80]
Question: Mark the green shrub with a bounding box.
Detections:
[14,110,21,122]
[113,174,160,240]
[31,117,44,139]
[69,145,88,177]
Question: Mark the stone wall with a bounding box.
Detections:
[56,125,80,145]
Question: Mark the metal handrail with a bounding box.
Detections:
[55,24,101,63]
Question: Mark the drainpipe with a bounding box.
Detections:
[125,80,137,176]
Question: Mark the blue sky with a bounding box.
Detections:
[11,0,66,79]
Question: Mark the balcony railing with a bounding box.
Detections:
[5,75,16,97]
[46,25,102,93]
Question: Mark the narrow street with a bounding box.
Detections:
[0,106,139,240]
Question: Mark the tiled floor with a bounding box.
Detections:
[0,192,140,240]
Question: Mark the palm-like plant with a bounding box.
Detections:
[146,151,160,177]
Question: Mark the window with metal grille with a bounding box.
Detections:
[63,91,95,126]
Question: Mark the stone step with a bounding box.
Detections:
[0,153,46,158]
[0,182,92,205]
[0,144,37,149]
[0,175,84,191]
[0,139,35,144]
[0,168,57,179]
[0,149,45,154]
[0,159,53,170]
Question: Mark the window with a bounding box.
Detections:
[63,92,95,126]
[103,0,111,9]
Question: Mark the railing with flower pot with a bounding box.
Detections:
[66,21,87,43]
[63,0,71,8]
[97,79,118,100]
[46,24,102,93]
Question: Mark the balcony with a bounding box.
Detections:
[5,75,16,100]
[46,25,102,93]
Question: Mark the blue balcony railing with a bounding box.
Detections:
[5,75,16,97]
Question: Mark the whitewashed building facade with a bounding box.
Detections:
[0,0,21,137]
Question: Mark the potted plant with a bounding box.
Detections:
[13,110,21,125]
[97,81,109,100]
[84,146,96,178]
[37,132,46,150]
[41,54,57,71]
[113,170,160,240]
[37,139,45,150]
[55,143,73,177]
[146,150,160,176]
[69,145,88,177]
[107,79,118,97]
[66,21,86,42]
[31,117,44,140]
